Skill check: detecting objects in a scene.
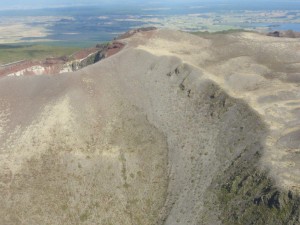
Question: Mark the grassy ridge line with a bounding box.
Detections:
[0,45,81,65]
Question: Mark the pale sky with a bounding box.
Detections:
[0,0,299,10]
[1,0,189,7]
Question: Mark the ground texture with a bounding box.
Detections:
[0,29,299,224]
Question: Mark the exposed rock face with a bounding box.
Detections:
[267,30,300,38]
[116,27,157,40]
[0,42,124,77]
[0,29,299,225]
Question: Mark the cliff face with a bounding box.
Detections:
[0,42,124,77]
[268,30,300,38]
[0,29,299,225]
[0,28,151,78]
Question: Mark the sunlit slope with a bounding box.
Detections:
[0,29,299,225]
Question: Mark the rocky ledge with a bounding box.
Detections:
[0,42,124,77]
[267,30,300,38]
[0,28,159,78]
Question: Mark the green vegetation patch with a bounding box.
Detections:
[0,44,81,65]
[201,87,300,225]
[213,149,300,225]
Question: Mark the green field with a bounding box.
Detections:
[0,44,81,65]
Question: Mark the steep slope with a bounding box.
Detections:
[0,29,299,225]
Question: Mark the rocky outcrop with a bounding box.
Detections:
[0,42,124,77]
[0,28,161,77]
[267,30,300,38]
[116,27,157,40]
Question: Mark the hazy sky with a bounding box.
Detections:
[1,0,299,10]
[0,0,206,10]
[0,0,268,7]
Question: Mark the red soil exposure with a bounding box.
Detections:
[106,42,125,58]
[72,48,100,60]
[0,57,70,77]
[116,27,157,40]
[43,56,68,66]
[42,56,70,74]
[0,61,40,76]
[0,28,160,77]
[0,40,126,77]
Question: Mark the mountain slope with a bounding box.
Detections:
[0,29,299,225]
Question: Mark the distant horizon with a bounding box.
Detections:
[1,0,300,11]
[0,0,299,47]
